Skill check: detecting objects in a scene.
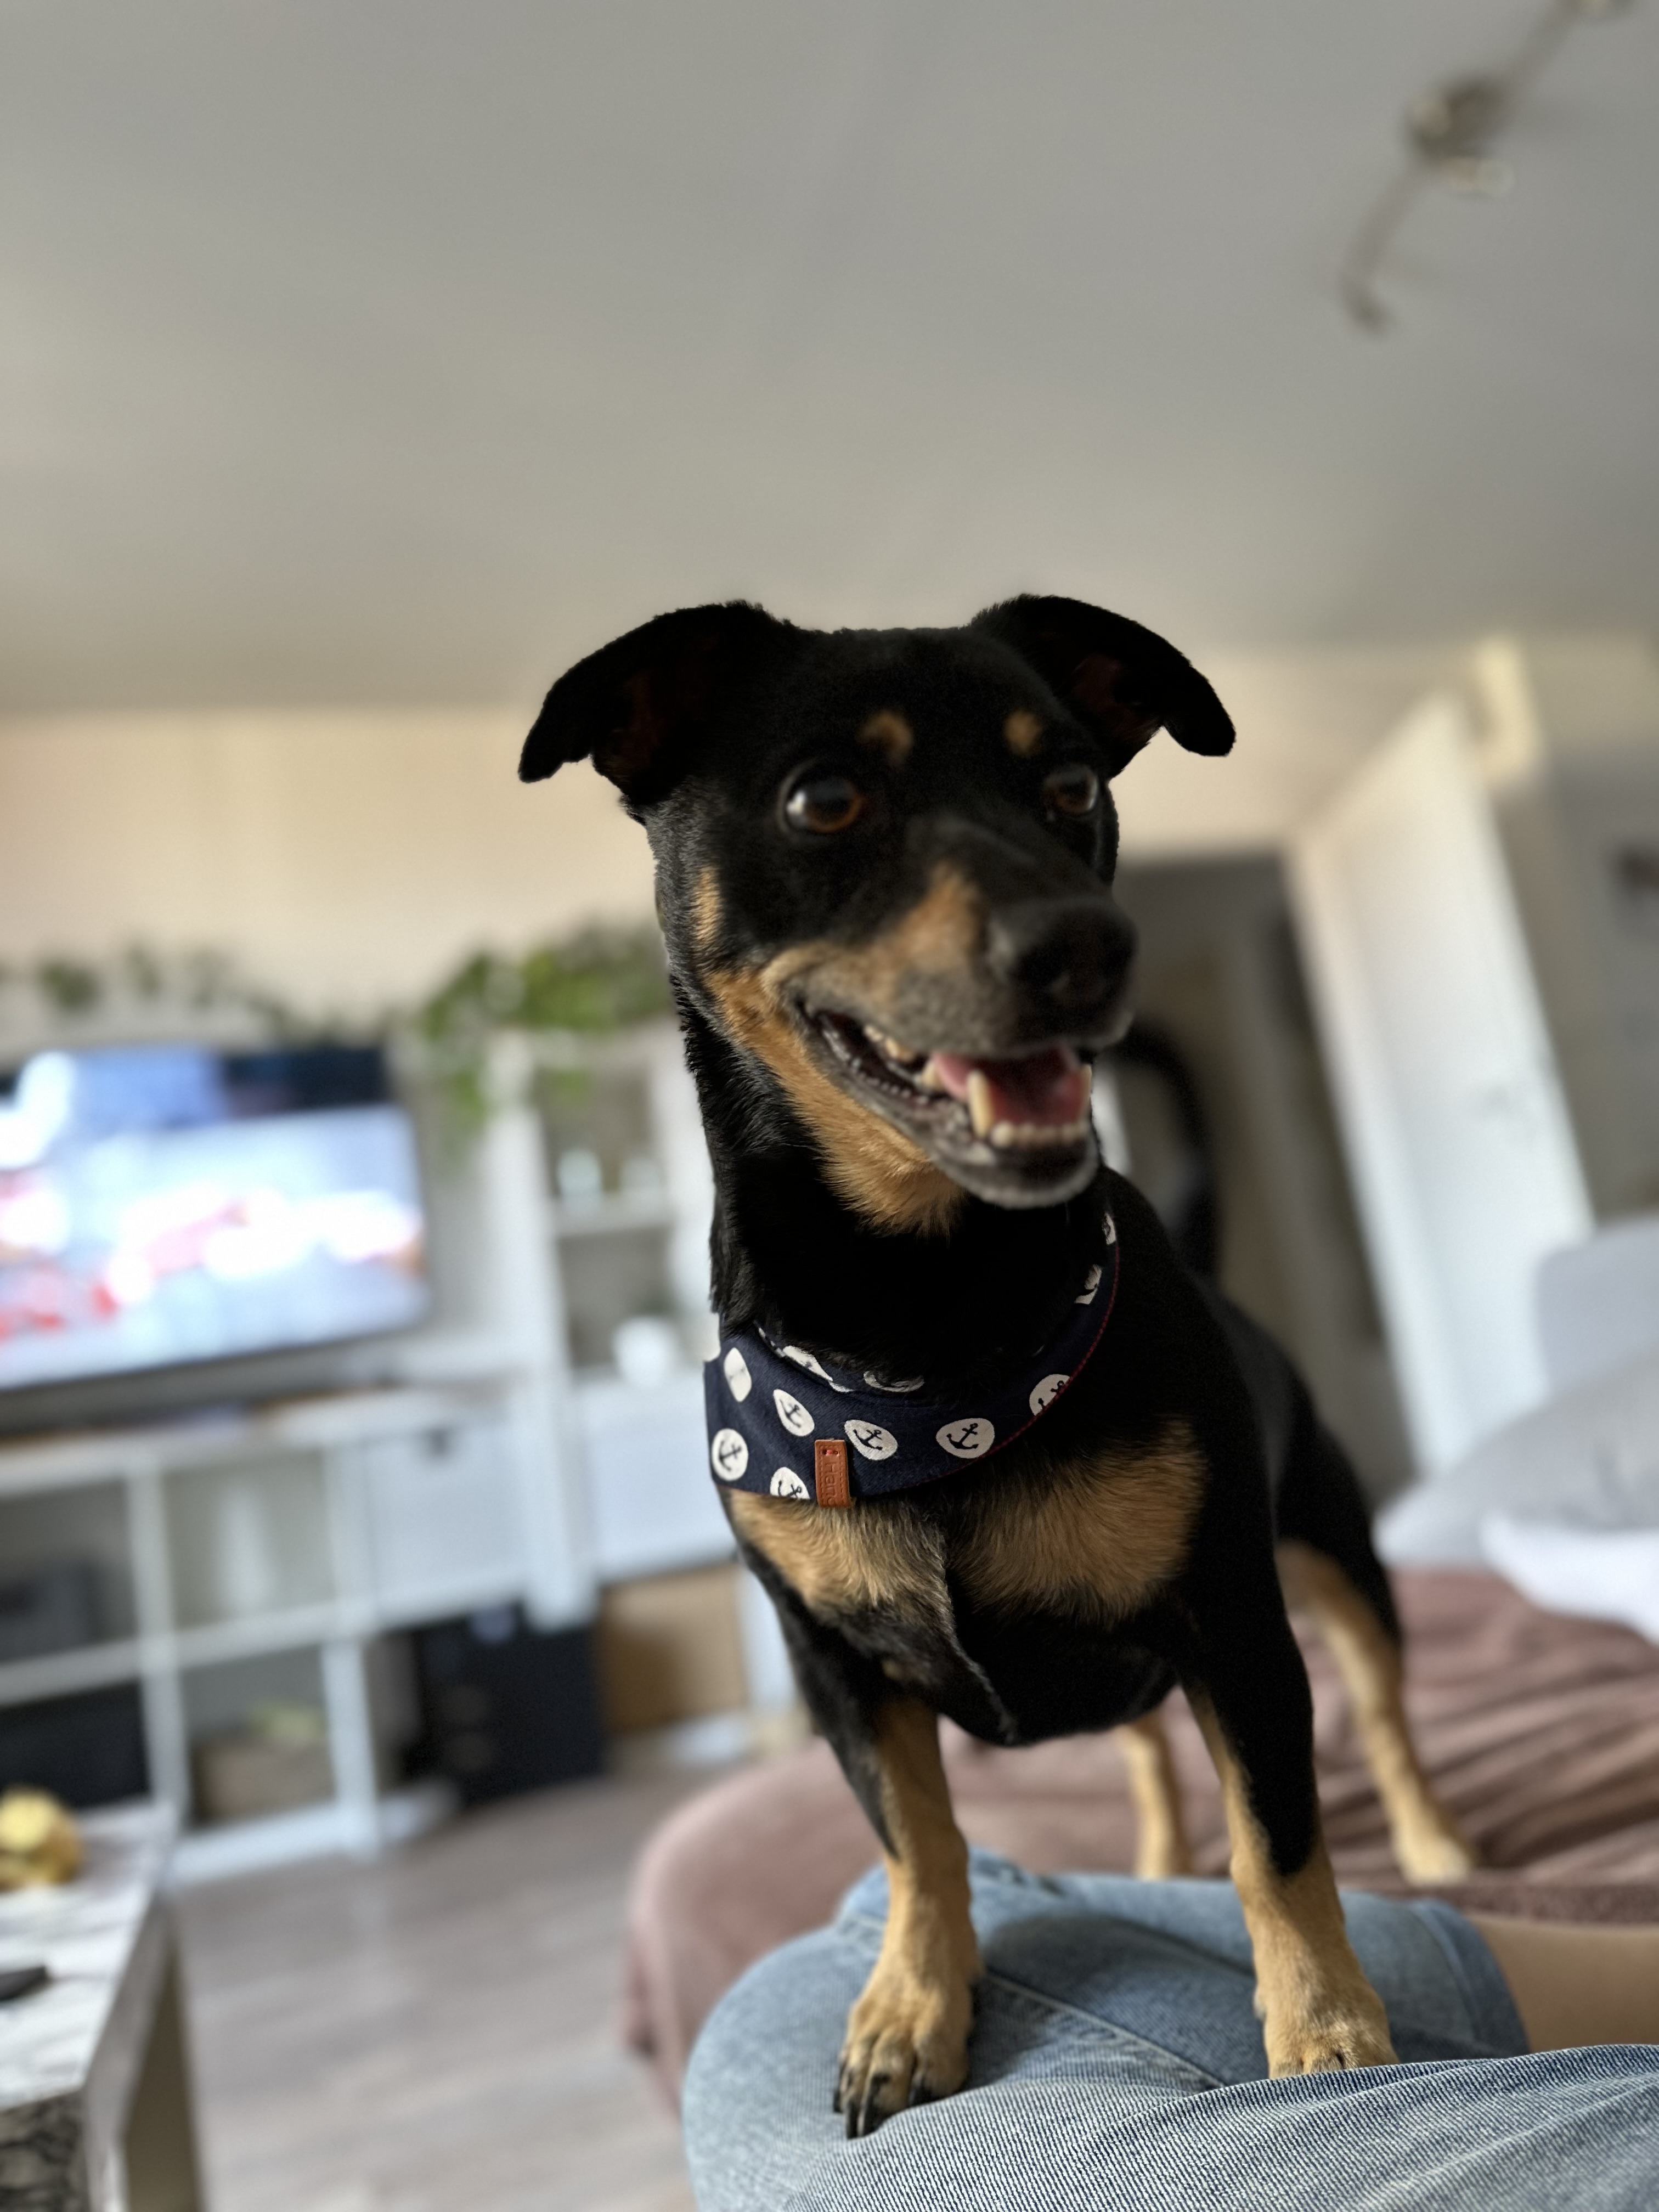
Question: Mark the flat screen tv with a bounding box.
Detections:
[0,1042,430,1395]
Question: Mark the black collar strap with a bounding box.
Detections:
[704,1208,1119,1508]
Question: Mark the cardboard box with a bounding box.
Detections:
[595,1564,748,1733]
[192,1731,334,1824]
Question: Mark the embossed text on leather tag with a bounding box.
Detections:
[814,1438,851,1509]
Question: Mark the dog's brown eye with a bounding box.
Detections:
[1042,763,1101,819]
[782,772,866,836]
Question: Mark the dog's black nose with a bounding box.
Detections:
[986,899,1134,1017]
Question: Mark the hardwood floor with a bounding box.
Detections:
[176,1773,708,2212]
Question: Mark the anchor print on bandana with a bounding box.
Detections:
[936,1416,995,1460]
[1029,1373,1069,1417]
[710,1428,749,1482]
[773,1387,815,1438]
[781,1345,851,1393]
[704,1209,1118,1504]
[844,1419,898,1462]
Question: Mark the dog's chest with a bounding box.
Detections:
[890,1592,1180,1746]
[729,1426,1203,1742]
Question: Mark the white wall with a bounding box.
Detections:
[0,646,1454,1015]
[0,710,654,1018]
[1112,646,1455,860]
[1472,634,1659,1220]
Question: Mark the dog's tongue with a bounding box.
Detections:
[928,1045,1091,1131]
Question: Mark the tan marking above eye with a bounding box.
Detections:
[1004,709,1045,758]
[858,709,915,765]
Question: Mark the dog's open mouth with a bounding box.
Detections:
[808,1010,1094,1157]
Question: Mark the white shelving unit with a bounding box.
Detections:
[0,1383,540,1878]
[0,1015,786,1863]
[528,1021,735,1583]
[0,1051,592,1880]
[528,1021,793,1741]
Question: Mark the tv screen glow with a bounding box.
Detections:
[0,1042,430,1393]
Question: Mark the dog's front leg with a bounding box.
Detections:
[834,1694,979,2135]
[1187,1609,1396,2076]
[735,1522,980,2131]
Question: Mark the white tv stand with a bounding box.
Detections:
[0,1069,594,1882]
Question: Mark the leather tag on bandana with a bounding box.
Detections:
[814,1439,852,1510]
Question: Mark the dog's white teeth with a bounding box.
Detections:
[865,1025,924,1070]
[988,1115,1092,1152]
[914,1058,947,1092]
[967,1070,997,1139]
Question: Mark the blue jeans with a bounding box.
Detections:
[682,1853,1659,2211]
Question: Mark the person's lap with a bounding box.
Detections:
[682,1852,1659,2212]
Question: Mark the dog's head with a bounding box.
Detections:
[521,596,1232,1224]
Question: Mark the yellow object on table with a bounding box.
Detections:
[0,1786,84,1888]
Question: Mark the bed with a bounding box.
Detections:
[621,1570,1659,2100]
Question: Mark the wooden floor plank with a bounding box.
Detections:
[176,1773,704,2212]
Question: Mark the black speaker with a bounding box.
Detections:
[410,1605,604,1806]
[0,1683,149,1808]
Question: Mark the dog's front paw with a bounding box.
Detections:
[1265,1990,1397,2076]
[834,1963,974,2136]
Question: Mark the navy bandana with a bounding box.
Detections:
[704,1208,1119,1508]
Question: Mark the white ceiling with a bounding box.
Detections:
[3,0,1656,712]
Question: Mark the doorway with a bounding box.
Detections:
[1114,856,1413,1502]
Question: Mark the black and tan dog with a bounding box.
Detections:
[520,595,1472,2134]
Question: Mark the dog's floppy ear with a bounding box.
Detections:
[970,594,1233,775]
[520,600,793,802]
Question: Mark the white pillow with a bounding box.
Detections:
[1378,1345,1659,1567]
[1478,1514,1659,1644]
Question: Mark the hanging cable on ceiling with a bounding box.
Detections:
[1340,0,1637,333]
